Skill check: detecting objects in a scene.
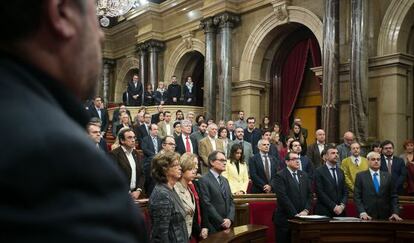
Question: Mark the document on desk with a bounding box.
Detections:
[296,215,330,221]
[332,217,361,222]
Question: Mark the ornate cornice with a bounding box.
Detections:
[271,0,291,22]
[213,12,240,29]
[136,39,165,54]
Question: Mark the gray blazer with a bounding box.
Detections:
[148,183,189,242]
[199,171,235,233]
[229,139,253,161]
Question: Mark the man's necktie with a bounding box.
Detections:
[387,157,392,174]
[264,155,270,181]
[152,137,158,153]
[355,158,359,166]
[331,167,337,185]
[373,172,380,193]
[185,135,191,153]
[292,172,299,184]
[218,176,227,198]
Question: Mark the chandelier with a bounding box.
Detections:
[96,0,146,27]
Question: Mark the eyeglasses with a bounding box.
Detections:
[215,159,227,163]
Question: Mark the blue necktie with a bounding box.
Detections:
[218,176,227,198]
[373,172,380,193]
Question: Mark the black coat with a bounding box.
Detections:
[0,54,148,242]
[127,81,143,106]
[167,83,181,104]
[143,90,154,106]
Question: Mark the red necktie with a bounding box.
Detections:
[189,182,201,226]
[185,135,191,153]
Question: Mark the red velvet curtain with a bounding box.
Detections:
[280,39,310,134]
[308,37,322,91]
[280,37,321,135]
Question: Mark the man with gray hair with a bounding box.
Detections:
[175,119,198,155]
[337,131,356,164]
[199,123,224,174]
[249,139,280,193]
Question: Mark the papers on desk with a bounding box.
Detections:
[296,215,330,221]
[332,217,361,222]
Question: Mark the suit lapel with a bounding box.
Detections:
[322,165,336,185]
[120,149,132,178]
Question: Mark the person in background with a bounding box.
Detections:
[88,96,109,137]
[149,152,188,242]
[143,83,155,106]
[226,120,236,141]
[174,153,208,242]
[199,123,224,174]
[160,135,177,153]
[400,139,414,165]
[154,81,167,105]
[127,74,143,106]
[0,1,147,241]
[141,124,162,196]
[340,142,369,193]
[167,76,181,105]
[244,117,262,155]
[115,112,131,135]
[183,76,196,106]
[112,104,132,124]
[271,122,285,145]
[380,140,408,195]
[336,131,356,163]
[193,114,205,132]
[371,141,382,154]
[288,122,307,156]
[306,129,326,168]
[151,105,164,124]
[234,111,247,129]
[222,144,249,195]
[86,121,108,153]
[293,117,308,141]
[354,152,402,221]
[260,116,271,131]
[173,121,182,139]
[191,120,208,145]
[218,127,230,157]
[228,127,253,162]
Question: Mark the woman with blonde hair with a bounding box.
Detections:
[222,143,249,195]
[174,153,208,242]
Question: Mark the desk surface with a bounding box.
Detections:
[200,224,268,243]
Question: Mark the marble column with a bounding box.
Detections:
[146,40,165,90]
[349,0,369,143]
[200,17,217,119]
[214,12,240,121]
[102,58,115,104]
[137,43,148,97]
[322,0,340,143]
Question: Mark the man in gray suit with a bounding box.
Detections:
[354,151,402,221]
[199,151,235,233]
[229,127,253,161]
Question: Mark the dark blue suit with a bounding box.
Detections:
[249,153,280,193]
[299,155,314,180]
[175,135,198,155]
[380,155,407,194]
[141,135,162,196]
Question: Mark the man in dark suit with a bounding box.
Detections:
[290,140,314,179]
[306,129,326,168]
[86,122,108,153]
[199,151,235,233]
[249,139,280,193]
[272,152,312,243]
[135,112,151,146]
[226,120,236,141]
[175,120,198,155]
[88,96,109,136]
[110,128,144,200]
[0,2,147,241]
[380,140,408,194]
[354,151,402,221]
[167,75,181,105]
[314,145,348,217]
[127,74,143,106]
[141,124,162,196]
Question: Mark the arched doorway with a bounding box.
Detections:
[174,51,204,106]
[269,26,322,144]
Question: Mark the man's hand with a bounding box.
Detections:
[360,212,372,220]
[133,95,138,99]
[200,228,208,239]
[173,97,177,102]
[130,190,141,200]
[389,214,403,221]
[221,218,231,229]
[333,205,344,215]
[263,184,272,193]
[295,210,309,217]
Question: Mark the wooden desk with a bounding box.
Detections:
[200,224,268,243]
[289,219,414,243]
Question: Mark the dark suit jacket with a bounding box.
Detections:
[307,143,325,168]
[380,155,407,194]
[354,170,399,219]
[153,90,167,105]
[272,168,312,226]
[199,171,235,233]
[135,123,150,146]
[243,128,262,154]
[300,155,314,180]
[110,147,144,192]
[98,138,108,153]
[167,83,181,104]
[88,105,109,133]
[143,90,154,106]
[141,136,162,174]
[249,153,280,193]
[175,134,199,155]
[314,165,348,217]
[127,81,143,106]
[0,55,147,242]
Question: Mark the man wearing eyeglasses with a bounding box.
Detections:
[110,128,144,200]
[199,151,235,233]
[272,152,312,243]
[161,135,176,153]
[354,151,402,221]
[249,139,280,193]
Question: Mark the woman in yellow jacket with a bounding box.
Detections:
[222,143,250,195]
